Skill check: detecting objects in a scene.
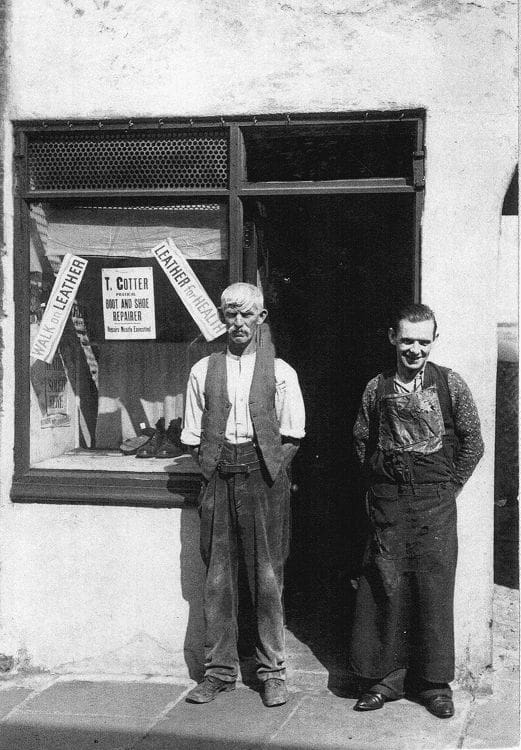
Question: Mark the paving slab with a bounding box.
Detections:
[135,684,306,750]
[0,711,153,750]
[268,691,473,750]
[0,681,188,750]
[13,679,183,718]
[462,693,520,748]
[0,687,33,719]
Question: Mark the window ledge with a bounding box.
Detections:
[31,449,200,473]
[11,450,201,507]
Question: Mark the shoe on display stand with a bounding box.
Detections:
[156,418,184,458]
[135,418,166,458]
[120,423,156,455]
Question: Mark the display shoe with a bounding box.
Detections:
[135,418,165,458]
[120,426,156,455]
[185,675,236,703]
[155,417,184,459]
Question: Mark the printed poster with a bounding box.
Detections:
[102,267,156,340]
[30,254,88,363]
[152,238,226,342]
[41,354,71,429]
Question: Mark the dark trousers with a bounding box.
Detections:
[199,441,291,683]
[349,482,457,696]
[373,670,452,701]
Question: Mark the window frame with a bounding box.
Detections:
[11,111,425,507]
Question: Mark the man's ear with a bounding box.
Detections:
[388,327,397,345]
[218,307,225,323]
[258,308,268,325]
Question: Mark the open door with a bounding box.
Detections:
[244,193,417,663]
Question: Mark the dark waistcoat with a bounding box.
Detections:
[199,345,283,482]
[368,362,458,485]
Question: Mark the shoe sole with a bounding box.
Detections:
[262,698,288,707]
[186,684,236,703]
[120,435,152,454]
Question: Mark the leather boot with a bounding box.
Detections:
[156,417,184,458]
[136,418,165,458]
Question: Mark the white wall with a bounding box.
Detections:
[1,0,517,680]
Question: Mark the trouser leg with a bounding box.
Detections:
[201,475,240,682]
[373,668,407,699]
[237,466,289,682]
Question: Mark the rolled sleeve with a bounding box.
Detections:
[180,357,208,446]
[275,360,306,439]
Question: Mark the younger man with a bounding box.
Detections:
[350,304,484,718]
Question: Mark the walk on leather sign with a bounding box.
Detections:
[30,254,88,363]
[152,238,226,341]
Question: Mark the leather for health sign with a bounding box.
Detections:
[152,238,226,341]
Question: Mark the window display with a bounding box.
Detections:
[28,200,228,468]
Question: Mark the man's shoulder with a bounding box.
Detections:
[189,354,211,378]
[427,362,463,387]
[363,373,383,392]
[427,362,453,375]
[274,357,298,377]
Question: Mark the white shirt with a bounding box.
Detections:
[181,349,306,445]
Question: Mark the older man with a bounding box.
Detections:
[181,283,305,707]
[349,303,484,719]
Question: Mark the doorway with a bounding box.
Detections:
[246,193,417,664]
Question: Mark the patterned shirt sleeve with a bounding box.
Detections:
[447,370,485,486]
[353,376,379,467]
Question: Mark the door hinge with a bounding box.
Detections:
[413,150,425,189]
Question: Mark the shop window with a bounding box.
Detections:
[28,199,228,469]
[12,113,424,505]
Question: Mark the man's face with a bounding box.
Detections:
[389,318,437,375]
[221,303,267,348]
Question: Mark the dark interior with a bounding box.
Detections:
[241,122,417,183]
[246,193,416,674]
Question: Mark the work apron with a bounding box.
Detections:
[349,383,458,684]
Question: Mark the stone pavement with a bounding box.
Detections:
[0,585,517,750]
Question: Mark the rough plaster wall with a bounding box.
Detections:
[0,0,7,440]
[9,0,517,119]
[0,0,517,679]
[0,503,206,673]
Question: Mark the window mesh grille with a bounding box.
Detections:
[27,130,229,191]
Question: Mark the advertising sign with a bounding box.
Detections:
[30,254,88,363]
[102,267,156,340]
[41,354,71,429]
[152,239,226,341]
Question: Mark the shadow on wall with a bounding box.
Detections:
[494,503,519,590]
[495,361,518,508]
[494,359,518,593]
[180,506,206,682]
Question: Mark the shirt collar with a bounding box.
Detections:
[394,368,425,392]
[226,347,257,362]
